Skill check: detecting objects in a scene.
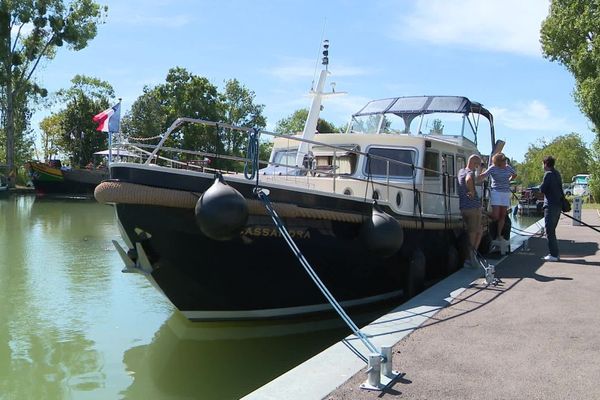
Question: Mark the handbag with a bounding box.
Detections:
[561,195,571,212]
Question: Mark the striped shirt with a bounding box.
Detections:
[484,165,515,192]
[458,168,481,210]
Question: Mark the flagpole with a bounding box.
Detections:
[108,98,122,166]
[109,128,112,165]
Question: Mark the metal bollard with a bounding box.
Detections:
[380,345,400,384]
[360,353,383,390]
[361,347,400,390]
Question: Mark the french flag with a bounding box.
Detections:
[93,102,121,133]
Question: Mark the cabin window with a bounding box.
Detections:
[312,145,359,175]
[365,147,415,178]
[443,154,456,193]
[456,156,466,171]
[424,151,439,178]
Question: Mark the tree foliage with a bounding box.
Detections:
[220,78,266,155]
[0,0,106,185]
[541,0,600,133]
[518,133,591,187]
[588,137,600,201]
[122,68,267,170]
[0,86,35,167]
[38,112,62,161]
[274,108,337,134]
[53,74,114,167]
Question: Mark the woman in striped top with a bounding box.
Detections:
[480,153,517,242]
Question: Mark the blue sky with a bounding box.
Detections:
[31,0,594,162]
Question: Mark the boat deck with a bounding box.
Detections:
[243,209,600,400]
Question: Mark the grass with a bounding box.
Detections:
[582,202,600,209]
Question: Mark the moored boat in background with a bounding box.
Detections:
[27,159,108,196]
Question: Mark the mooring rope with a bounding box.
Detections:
[255,187,380,356]
[412,164,424,230]
[244,128,260,181]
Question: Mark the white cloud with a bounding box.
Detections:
[491,100,569,131]
[394,0,549,57]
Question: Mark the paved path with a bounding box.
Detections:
[328,209,600,399]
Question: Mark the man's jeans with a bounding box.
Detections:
[544,205,561,257]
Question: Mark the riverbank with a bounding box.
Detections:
[244,209,600,400]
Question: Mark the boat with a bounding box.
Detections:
[95,42,498,322]
[26,149,138,196]
[516,186,544,216]
[26,159,108,196]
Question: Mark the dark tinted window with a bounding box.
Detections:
[424,151,439,177]
[366,148,415,177]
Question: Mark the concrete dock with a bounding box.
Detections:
[244,209,600,400]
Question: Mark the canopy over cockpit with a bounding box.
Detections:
[349,95,495,148]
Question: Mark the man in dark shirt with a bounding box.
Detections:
[539,155,563,261]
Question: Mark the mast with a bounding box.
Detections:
[294,40,330,168]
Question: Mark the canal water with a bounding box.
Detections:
[0,195,540,400]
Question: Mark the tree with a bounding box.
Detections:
[274,108,337,134]
[589,137,600,201]
[541,0,600,133]
[0,85,35,169]
[122,67,221,159]
[430,118,444,134]
[55,74,114,167]
[39,112,63,161]
[220,78,266,154]
[122,68,267,171]
[0,0,107,187]
[519,133,591,187]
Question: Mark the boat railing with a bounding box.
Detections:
[111,117,473,217]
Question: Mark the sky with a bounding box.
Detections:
[30,0,595,162]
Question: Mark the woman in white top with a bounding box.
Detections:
[480,153,517,241]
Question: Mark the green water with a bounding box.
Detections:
[0,196,353,400]
[0,195,540,399]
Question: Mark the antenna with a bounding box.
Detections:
[311,19,327,90]
[322,39,329,70]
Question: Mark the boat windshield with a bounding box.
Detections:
[272,149,297,166]
[348,112,479,143]
[347,96,494,146]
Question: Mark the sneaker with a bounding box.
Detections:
[543,254,559,262]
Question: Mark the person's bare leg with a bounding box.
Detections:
[497,207,506,238]
[490,206,500,221]
[474,230,482,249]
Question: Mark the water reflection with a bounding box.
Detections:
[121,312,355,400]
[0,196,171,399]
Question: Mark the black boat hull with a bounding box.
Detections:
[111,184,463,321]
